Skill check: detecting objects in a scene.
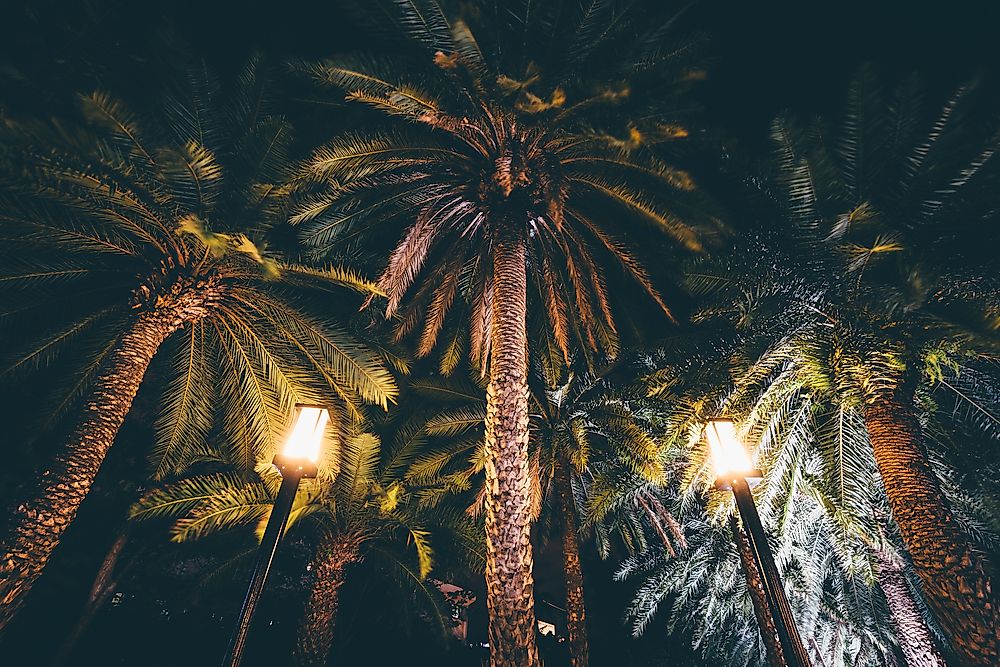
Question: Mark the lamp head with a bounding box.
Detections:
[703,419,761,490]
[273,404,329,478]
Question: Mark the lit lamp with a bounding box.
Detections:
[222,404,330,667]
[704,419,811,667]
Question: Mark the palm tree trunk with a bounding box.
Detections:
[556,459,589,667]
[731,515,786,667]
[0,286,214,632]
[483,226,540,667]
[874,548,945,667]
[864,379,1000,667]
[294,533,359,667]
[52,524,132,665]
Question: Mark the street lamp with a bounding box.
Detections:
[704,419,811,667]
[222,404,330,667]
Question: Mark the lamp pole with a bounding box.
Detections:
[221,405,328,667]
[729,476,811,667]
[705,419,811,667]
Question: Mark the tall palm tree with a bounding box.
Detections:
[132,428,474,666]
[400,362,664,667]
[678,69,1000,665]
[0,61,398,629]
[292,2,707,663]
[707,338,966,667]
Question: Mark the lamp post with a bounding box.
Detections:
[222,404,330,667]
[704,419,811,667]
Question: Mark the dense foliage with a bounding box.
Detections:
[0,2,998,667]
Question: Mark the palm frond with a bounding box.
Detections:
[152,322,216,478]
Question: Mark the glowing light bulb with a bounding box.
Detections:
[704,419,752,479]
[282,405,329,463]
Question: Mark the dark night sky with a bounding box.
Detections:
[4,0,998,145]
[1,1,998,664]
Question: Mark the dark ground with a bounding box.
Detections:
[0,1,998,664]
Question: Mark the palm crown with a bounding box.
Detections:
[767,69,1000,385]
[0,59,398,472]
[671,68,1000,664]
[0,59,397,627]
[293,0,707,369]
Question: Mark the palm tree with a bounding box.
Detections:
[716,342,962,667]
[401,362,663,666]
[621,323,966,666]
[0,61,398,629]
[133,429,475,666]
[534,365,666,667]
[291,3,707,663]
[678,68,1000,665]
[616,470,903,667]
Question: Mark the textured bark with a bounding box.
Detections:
[556,459,589,667]
[294,534,359,667]
[483,227,540,667]
[0,281,218,632]
[864,380,1000,667]
[53,525,132,665]
[732,515,787,667]
[875,548,946,667]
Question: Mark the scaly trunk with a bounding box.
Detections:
[732,515,786,667]
[53,524,132,665]
[864,380,1000,667]
[0,281,217,632]
[294,533,359,667]
[875,548,945,667]
[483,227,540,667]
[556,459,589,667]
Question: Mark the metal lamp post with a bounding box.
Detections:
[704,419,811,667]
[222,404,330,667]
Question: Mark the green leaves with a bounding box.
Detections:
[406,526,434,579]
[2,61,400,497]
[298,57,445,123]
[131,473,274,543]
[78,91,157,173]
[133,408,477,612]
[570,175,703,252]
[152,322,215,478]
[292,0,709,370]
[424,406,485,438]
[162,140,223,211]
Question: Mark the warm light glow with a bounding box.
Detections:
[704,419,753,479]
[282,405,329,463]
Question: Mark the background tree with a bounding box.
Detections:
[613,302,972,666]
[133,427,477,666]
[406,361,664,666]
[615,466,905,667]
[0,60,398,629]
[681,68,1000,665]
[291,2,710,662]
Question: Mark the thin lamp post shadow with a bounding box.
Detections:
[222,404,330,667]
[704,419,812,667]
